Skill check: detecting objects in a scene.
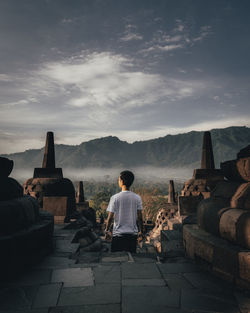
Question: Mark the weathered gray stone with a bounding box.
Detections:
[32,283,62,308]
[49,304,120,313]
[58,284,120,306]
[51,267,94,287]
[122,278,165,286]
[181,289,239,312]
[94,265,120,284]
[163,273,194,290]
[122,263,161,279]
[122,286,180,313]
[183,272,233,294]
[158,262,201,274]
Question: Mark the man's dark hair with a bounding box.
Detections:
[120,170,134,188]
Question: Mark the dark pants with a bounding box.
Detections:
[111,234,137,253]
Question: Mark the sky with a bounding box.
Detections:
[0,0,250,154]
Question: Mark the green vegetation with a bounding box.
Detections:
[84,181,183,222]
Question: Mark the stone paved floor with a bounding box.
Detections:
[1,224,250,313]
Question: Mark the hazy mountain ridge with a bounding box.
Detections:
[2,126,250,170]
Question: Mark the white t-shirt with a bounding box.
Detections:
[107,190,143,236]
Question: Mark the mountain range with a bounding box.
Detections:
[2,126,250,170]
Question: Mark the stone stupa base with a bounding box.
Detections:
[183,224,250,289]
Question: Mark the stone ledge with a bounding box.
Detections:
[183,224,250,289]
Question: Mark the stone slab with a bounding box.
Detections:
[122,278,165,286]
[32,283,62,308]
[58,284,120,306]
[51,268,94,287]
[183,272,234,294]
[94,265,120,284]
[0,285,38,311]
[122,286,180,313]
[163,273,194,290]
[122,263,161,279]
[181,289,239,312]
[49,304,120,313]
[158,262,201,274]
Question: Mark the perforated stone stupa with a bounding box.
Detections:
[179,131,224,215]
[24,131,76,223]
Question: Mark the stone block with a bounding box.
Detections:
[219,209,250,249]
[161,230,184,257]
[43,197,68,222]
[183,224,248,288]
[33,168,63,179]
[197,197,230,236]
[238,252,250,283]
[183,224,214,263]
[211,181,241,198]
[178,195,203,215]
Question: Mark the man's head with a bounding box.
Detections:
[119,170,134,188]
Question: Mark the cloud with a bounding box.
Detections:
[38,52,203,111]
[120,24,143,42]
[139,21,212,55]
